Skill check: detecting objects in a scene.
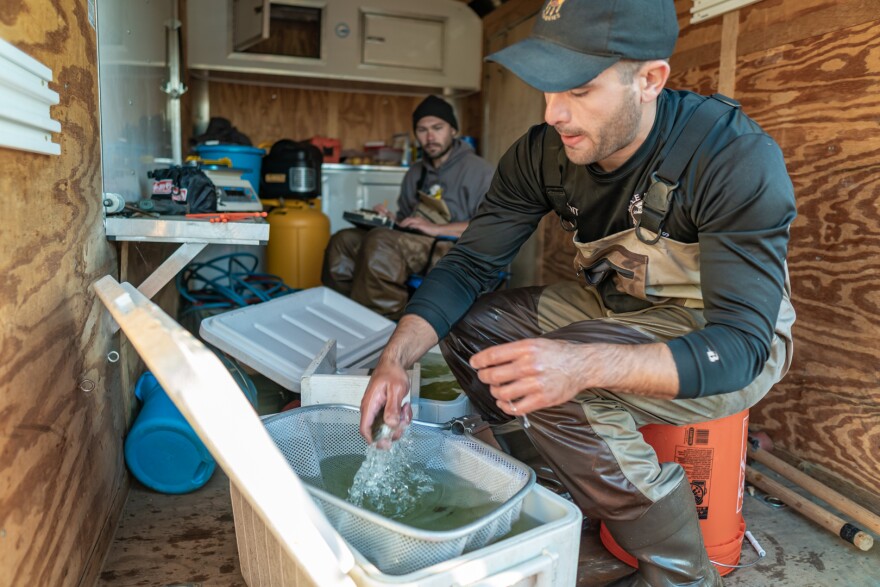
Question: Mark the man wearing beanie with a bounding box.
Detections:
[359,1,795,586]
[321,95,494,319]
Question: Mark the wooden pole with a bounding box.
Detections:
[748,446,880,537]
[746,466,873,551]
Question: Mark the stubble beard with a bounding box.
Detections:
[561,95,642,166]
[425,138,454,164]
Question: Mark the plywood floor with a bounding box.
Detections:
[98,462,880,587]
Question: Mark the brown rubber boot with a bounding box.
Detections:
[603,472,723,587]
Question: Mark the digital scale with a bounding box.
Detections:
[201,165,263,212]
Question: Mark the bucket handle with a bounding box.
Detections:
[192,460,213,485]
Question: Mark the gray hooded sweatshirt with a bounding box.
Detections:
[395,139,495,223]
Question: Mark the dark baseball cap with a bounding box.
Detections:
[486,0,679,93]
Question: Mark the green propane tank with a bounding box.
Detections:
[263,198,330,289]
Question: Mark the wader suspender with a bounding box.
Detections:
[635,94,740,244]
[541,93,741,241]
[542,129,578,232]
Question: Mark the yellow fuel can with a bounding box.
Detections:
[262,198,330,289]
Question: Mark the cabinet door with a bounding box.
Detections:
[233,0,270,52]
[362,13,443,71]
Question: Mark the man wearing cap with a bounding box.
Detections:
[359,1,795,585]
[322,95,494,318]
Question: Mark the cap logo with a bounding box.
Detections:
[542,0,566,21]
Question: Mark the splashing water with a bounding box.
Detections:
[347,428,434,519]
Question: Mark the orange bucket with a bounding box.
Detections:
[599,409,749,576]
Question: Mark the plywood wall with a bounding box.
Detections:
[203,81,482,154]
[728,0,880,498]
[0,1,129,586]
[663,0,880,500]
[482,0,880,498]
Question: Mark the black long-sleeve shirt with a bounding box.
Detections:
[406,90,796,398]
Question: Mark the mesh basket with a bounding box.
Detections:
[262,404,535,575]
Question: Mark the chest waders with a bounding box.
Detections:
[441,95,794,586]
[321,165,455,319]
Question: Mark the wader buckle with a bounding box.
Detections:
[635,172,679,245]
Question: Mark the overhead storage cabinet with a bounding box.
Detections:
[361,13,444,71]
[188,0,481,90]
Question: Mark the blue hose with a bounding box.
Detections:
[176,253,296,316]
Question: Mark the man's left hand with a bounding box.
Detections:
[469,338,588,416]
[470,337,680,415]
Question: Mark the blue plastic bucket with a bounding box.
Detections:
[194,143,266,195]
[124,366,257,494]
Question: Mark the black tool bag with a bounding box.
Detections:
[148,166,218,214]
[260,139,323,200]
[189,117,252,147]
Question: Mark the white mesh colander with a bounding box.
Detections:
[262,404,536,575]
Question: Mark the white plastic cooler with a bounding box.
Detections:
[94,276,582,586]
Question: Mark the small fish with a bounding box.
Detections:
[370,408,394,448]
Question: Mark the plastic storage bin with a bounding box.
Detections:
[193,143,266,194]
[416,393,471,424]
[416,349,472,423]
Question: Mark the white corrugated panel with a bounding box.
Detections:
[200,287,396,391]
[0,38,60,155]
[691,0,763,24]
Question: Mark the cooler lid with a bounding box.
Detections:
[199,287,395,391]
[93,276,356,587]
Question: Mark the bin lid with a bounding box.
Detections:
[200,287,395,391]
[94,276,357,587]
[194,142,266,155]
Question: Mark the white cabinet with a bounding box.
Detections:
[321,164,407,235]
[187,0,481,91]
[232,0,269,51]
[362,13,444,71]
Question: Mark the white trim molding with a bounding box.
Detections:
[691,0,763,24]
[0,38,61,155]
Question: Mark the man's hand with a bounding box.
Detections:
[359,358,413,444]
[470,338,679,416]
[398,216,439,236]
[372,203,396,220]
[359,315,439,443]
[470,339,589,416]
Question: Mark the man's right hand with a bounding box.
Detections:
[358,315,440,443]
[359,358,413,444]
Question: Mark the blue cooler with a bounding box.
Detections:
[125,364,257,494]
[193,144,266,195]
